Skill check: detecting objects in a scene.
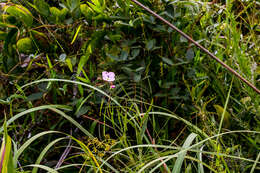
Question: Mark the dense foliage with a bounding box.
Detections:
[0,0,259,172]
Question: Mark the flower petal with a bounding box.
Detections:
[102,71,115,81]
[110,85,115,89]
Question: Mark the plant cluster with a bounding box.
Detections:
[0,0,259,172]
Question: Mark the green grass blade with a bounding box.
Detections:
[49,108,93,138]
[26,164,58,173]
[135,130,260,172]
[0,133,14,173]
[32,137,67,173]
[21,79,142,132]
[55,163,111,172]
[250,152,260,173]
[217,77,233,135]
[0,105,72,133]
[14,131,62,164]
[172,133,197,173]
[140,112,208,139]
[198,145,205,173]
[71,25,82,44]
[0,104,93,138]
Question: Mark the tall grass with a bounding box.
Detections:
[0,79,259,172]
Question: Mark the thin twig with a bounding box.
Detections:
[131,0,260,94]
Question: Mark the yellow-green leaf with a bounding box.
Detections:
[71,25,82,44]
[66,58,73,72]
[77,76,90,84]
[50,7,61,22]
[4,5,33,26]
[46,54,53,69]
[213,105,231,128]
[17,37,33,54]
[50,7,61,17]
[0,121,14,173]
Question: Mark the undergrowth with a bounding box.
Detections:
[0,0,259,172]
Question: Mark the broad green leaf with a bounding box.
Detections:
[34,0,51,17]
[145,39,156,51]
[66,58,73,72]
[87,0,103,13]
[90,0,101,7]
[50,7,61,22]
[120,50,128,61]
[67,0,81,11]
[4,5,33,26]
[60,8,69,21]
[161,56,174,66]
[50,7,61,16]
[77,52,91,75]
[107,34,122,43]
[80,4,92,17]
[26,92,44,101]
[17,37,33,54]
[87,3,102,13]
[75,105,90,117]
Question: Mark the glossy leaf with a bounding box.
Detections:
[34,0,51,17]
[4,5,33,26]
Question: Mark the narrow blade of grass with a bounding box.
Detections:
[26,164,58,173]
[172,133,197,173]
[32,137,67,173]
[250,152,260,173]
[14,131,62,163]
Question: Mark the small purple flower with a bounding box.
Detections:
[102,71,115,82]
[110,85,115,89]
